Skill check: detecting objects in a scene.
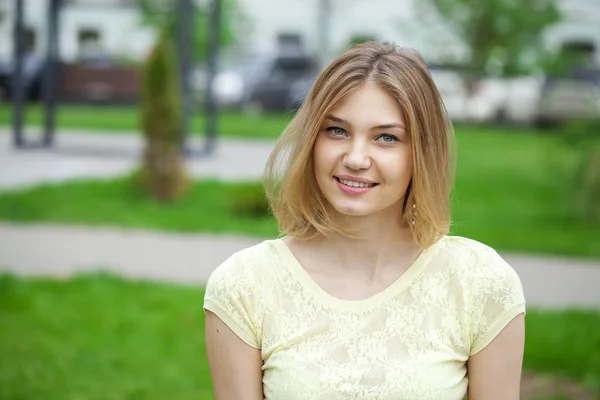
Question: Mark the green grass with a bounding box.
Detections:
[0,104,293,140]
[524,309,600,391]
[0,178,277,237]
[450,128,600,258]
[0,126,598,258]
[0,274,212,400]
[0,274,598,399]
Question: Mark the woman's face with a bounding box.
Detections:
[313,82,413,221]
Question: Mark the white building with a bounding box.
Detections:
[0,0,155,63]
[233,0,468,64]
[0,0,598,67]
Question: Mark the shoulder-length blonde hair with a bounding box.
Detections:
[264,42,456,249]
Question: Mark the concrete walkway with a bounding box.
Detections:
[1,222,599,309]
[0,128,275,190]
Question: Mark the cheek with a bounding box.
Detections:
[313,137,333,175]
[381,151,413,181]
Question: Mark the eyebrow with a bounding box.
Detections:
[325,114,405,130]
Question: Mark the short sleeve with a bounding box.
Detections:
[203,251,262,349]
[467,248,526,356]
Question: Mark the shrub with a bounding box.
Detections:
[561,117,600,226]
[223,183,271,218]
[138,27,188,203]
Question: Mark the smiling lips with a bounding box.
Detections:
[334,175,379,195]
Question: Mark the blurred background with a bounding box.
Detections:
[0,0,599,399]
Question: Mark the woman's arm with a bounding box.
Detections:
[467,313,525,400]
[206,310,264,400]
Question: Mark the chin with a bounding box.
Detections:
[331,201,373,217]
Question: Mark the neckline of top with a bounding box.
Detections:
[270,235,447,312]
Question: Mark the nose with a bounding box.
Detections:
[343,139,371,170]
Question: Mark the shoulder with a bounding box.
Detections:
[437,235,499,259]
[204,240,281,349]
[206,239,282,288]
[436,235,525,302]
[437,235,518,277]
[438,237,526,354]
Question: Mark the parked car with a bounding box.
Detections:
[537,76,600,126]
[209,53,319,113]
[466,70,600,127]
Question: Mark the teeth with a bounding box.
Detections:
[339,179,374,188]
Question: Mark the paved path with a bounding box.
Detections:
[1,223,599,309]
[0,129,275,190]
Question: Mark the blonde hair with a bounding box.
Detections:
[264,42,456,249]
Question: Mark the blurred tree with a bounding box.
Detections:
[138,0,237,61]
[348,35,377,47]
[415,0,561,77]
[138,27,189,202]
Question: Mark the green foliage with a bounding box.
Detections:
[141,27,181,145]
[560,117,600,225]
[192,0,237,62]
[348,35,377,47]
[561,117,600,147]
[543,43,597,78]
[223,182,270,218]
[139,27,188,202]
[417,0,561,76]
[138,0,237,61]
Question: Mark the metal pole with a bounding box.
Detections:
[12,0,25,148]
[178,0,193,153]
[203,0,221,155]
[43,0,60,147]
[317,0,331,69]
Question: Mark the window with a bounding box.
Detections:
[77,28,101,59]
[277,33,303,54]
[24,27,36,52]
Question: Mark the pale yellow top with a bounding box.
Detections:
[204,235,526,400]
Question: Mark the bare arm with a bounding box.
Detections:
[205,310,264,400]
[467,313,525,400]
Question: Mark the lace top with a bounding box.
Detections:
[203,235,526,399]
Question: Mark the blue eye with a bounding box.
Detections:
[326,127,348,137]
[376,134,399,143]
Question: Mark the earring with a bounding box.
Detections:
[411,203,416,225]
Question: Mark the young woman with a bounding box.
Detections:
[204,42,526,400]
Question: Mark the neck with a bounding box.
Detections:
[313,211,419,279]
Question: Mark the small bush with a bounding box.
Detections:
[561,117,600,226]
[223,183,271,218]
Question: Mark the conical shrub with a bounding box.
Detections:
[138,27,188,202]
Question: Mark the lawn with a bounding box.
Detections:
[0,274,598,399]
[0,104,293,141]
[0,178,277,238]
[0,125,598,258]
[0,103,556,140]
[0,274,213,400]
